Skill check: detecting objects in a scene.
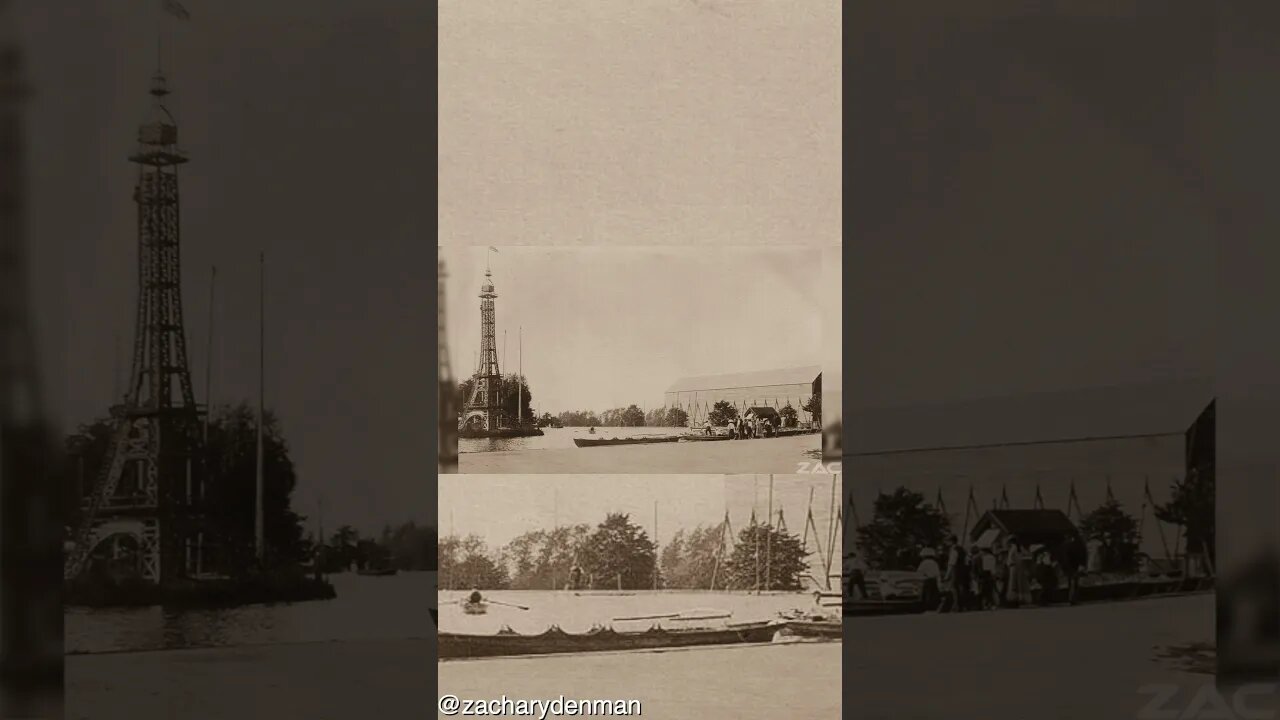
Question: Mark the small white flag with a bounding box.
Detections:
[163,0,191,20]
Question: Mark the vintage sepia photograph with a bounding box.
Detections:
[21,1,437,716]
[842,387,1215,715]
[437,473,841,718]
[440,245,830,475]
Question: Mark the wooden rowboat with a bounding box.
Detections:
[438,622,780,659]
[573,437,680,448]
[461,601,488,615]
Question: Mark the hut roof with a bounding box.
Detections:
[970,509,1079,547]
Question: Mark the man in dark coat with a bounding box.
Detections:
[1058,532,1088,605]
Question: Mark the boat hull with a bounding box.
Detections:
[678,435,731,442]
[779,620,842,639]
[461,602,488,615]
[438,622,780,659]
[573,437,680,448]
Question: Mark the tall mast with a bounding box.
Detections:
[766,474,773,591]
[255,251,265,563]
[653,501,659,591]
[518,326,522,425]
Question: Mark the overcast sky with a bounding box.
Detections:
[438,0,841,247]
[18,0,433,534]
[442,245,822,414]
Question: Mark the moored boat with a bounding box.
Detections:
[678,434,731,442]
[778,620,842,639]
[438,621,781,659]
[573,436,680,448]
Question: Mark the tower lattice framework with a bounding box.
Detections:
[461,268,503,431]
[64,73,207,585]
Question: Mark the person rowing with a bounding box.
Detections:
[443,589,531,613]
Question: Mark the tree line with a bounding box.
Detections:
[854,467,1215,574]
[547,406,689,428]
[64,402,434,580]
[439,512,813,591]
[317,522,435,573]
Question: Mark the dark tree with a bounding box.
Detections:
[557,410,602,427]
[65,403,313,577]
[438,533,508,589]
[1154,467,1215,569]
[457,374,533,422]
[659,525,728,589]
[722,521,810,591]
[779,404,798,427]
[621,404,645,427]
[665,407,689,427]
[802,394,821,425]
[707,401,738,426]
[502,524,592,590]
[854,487,950,571]
[581,513,657,590]
[1079,499,1141,573]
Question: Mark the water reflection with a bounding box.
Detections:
[67,572,433,654]
[460,426,688,453]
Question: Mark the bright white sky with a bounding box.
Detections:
[442,245,824,414]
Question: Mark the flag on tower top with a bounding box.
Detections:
[163,0,191,20]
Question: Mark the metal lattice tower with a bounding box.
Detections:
[460,267,503,431]
[63,72,207,585]
[438,258,457,471]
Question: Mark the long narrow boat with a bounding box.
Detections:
[678,434,731,442]
[778,620,842,639]
[573,437,680,448]
[438,622,780,659]
[843,599,924,617]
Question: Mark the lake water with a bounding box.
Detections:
[65,571,434,655]
[436,589,824,635]
[460,426,688,453]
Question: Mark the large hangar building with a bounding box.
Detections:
[665,365,822,427]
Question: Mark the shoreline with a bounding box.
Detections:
[459,433,821,473]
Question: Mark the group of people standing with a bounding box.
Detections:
[914,532,1089,612]
[705,415,779,439]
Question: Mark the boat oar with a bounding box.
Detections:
[487,599,531,611]
[669,613,733,621]
[613,613,681,622]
